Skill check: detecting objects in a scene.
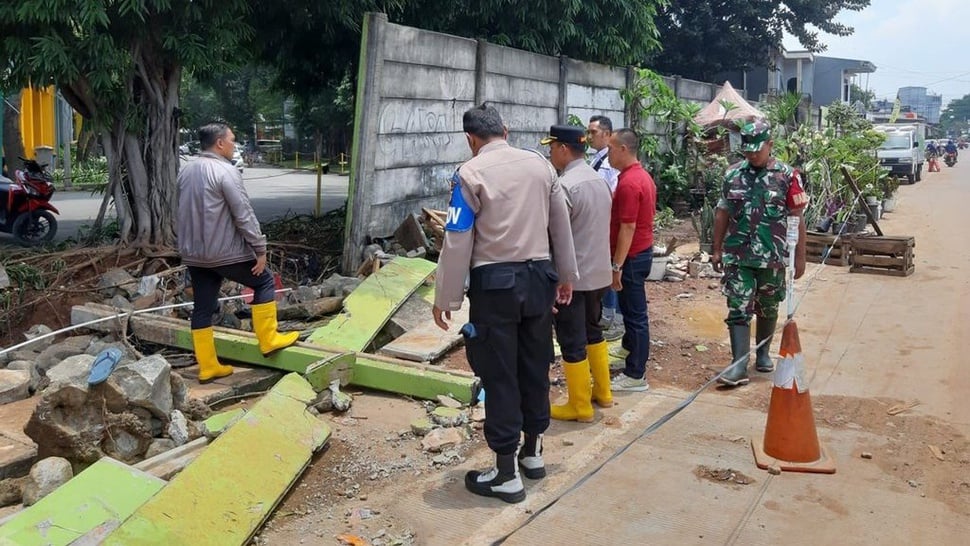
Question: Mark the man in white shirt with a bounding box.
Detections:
[588,115,622,340]
[588,115,620,193]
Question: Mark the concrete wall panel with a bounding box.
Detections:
[380,62,476,101]
[375,132,468,170]
[566,59,627,89]
[485,75,560,107]
[383,23,477,70]
[484,44,559,82]
[377,99,470,135]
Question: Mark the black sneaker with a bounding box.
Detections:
[464,467,526,503]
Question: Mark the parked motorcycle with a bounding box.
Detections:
[0,157,58,245]
[944,151,958,168]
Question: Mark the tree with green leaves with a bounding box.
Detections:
[648,1,870,81]
[0,1,252,246]
[849,83,876,111]
[941,95,970,135]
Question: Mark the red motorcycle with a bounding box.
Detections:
[0,157,59,245]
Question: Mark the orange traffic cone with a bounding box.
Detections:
[751,321,836,474]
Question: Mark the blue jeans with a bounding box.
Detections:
[617,248,652,379]
[601,288,618,320]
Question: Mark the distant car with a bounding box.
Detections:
[231,147,244,173]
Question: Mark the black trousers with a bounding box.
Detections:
[553,287,607,363]
[465,260,558,456]
[188,261,275,329]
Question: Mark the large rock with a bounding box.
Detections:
[46,354,95,385]
[21,457,73,506]
[0,369,31,405]
[6,360,41,393]
[23,324,55,350]
[0,265,9,289]
[25,369,130,464]
[111,355,173,419]
[98,268,138,298]
[145,438,177,459]
[35,336,94,374]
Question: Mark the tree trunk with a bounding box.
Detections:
[2,91,25,175]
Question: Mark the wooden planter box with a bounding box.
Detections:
[806,231,850,266]
[849,235,915,277]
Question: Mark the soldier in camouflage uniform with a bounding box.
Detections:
[712,118,808,387]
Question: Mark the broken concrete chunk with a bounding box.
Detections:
[46,354,96,385]
[98,268,138,297]
[5,360,41,393]
[436,395,463,409]
[35,335,95,373]
[106,294,134,311]
[0,369,31,405]
[168,410,190,446]
[103,424,151,463]
[421,427,463,452]
[21,457,73,506]
[202,408,247,438]
[23,324,54,349]
[329,380,353,412]
[430,407,467,427]
[410,418,436,436]
[112,355,173,419]
[470,406,486,423]
[136,274,160,297]
[293,285,320,303]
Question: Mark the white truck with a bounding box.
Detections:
[873,123,926,184]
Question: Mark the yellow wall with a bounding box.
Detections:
[19,86,56,159]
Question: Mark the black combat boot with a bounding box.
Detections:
[518,433,546,479]
[718,323,751,387]
[755,316,777,373]
[465,451,525,503]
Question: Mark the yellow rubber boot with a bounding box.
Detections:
[551,359,595,422]
[251,301,299,356]
[588,341,614,408]
[193,327,233,382]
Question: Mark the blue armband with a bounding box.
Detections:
[445,174,475,232]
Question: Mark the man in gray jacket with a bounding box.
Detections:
[177,123,298,382]
[542,125,614,422]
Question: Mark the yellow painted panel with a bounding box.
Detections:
[19,86,56,158]
[307,257,436,350]
[103,374,330,546]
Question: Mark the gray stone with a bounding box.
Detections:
[103,427,149,463]
[6,360,41,393]
[35,336,95,373]
[311,389,334,413]
[23,324,55,350]
[470,406,486,423]
[145,438,178,459]
[21,457,73,506]
[293,285,320,303]
[410,418,435,436]
[0,477,25,507]
[0,369,31,404]
[338,278,362,297]
[0,351,8,368]
[0,265,9,289]
[436,395,463,409]
[98,268,138,297]
[328,380,352,412]
[136,274,160,297]
[168,410,189,446]
[111,355,173,419]
[170,372,189,412]
[430,407,467,427]
[47,354,96,385]
[105,295,134,311]
[8,349,39,363]
[84,340,134,360]
[421,427,463,452]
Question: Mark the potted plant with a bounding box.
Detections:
[691,202,715,254]
[880,175,900,213]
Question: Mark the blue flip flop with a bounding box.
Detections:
[88,347,123,385]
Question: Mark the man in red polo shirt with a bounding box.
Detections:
[606,128,657,392]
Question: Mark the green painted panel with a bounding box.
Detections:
[0,458,164,546]
[307,258,436,350]
[353,356,479,404]
[103,374,330,546]
[170,328,326,373]
[304,352,356,392]
[202,408,247,436]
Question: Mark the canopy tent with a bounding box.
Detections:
[694,81,765,129]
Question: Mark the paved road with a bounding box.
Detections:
[1,167,350,245]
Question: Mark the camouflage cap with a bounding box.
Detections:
[739,118,771,152]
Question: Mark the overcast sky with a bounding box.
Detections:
[783,0,968,108]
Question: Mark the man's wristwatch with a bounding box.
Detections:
[611,262,622,272]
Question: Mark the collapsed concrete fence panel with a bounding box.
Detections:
[341,13,726,273]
